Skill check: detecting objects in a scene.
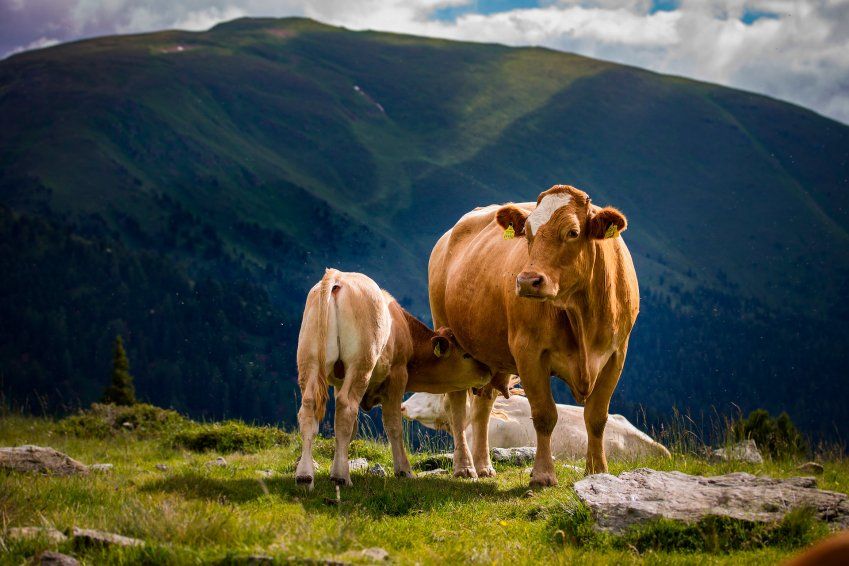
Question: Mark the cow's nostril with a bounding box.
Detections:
[530,277,542,288]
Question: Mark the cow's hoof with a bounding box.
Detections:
[454,466,478,479]
[330,475,353,487]
[477,466,497,478]
[295,475,314,490]
[395,470,414,479]
[529,472,558,488]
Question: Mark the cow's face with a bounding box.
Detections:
[400,393,454,431]
[496,185,627,301]
[425,327,492,386]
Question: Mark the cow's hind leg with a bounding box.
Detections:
[448,390,477,478]
[329,364,372,486]
[584,348,626,475]
[296,364,322,490]
[470,384,499,478]
[383,366,413,478]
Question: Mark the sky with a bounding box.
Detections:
[1,1,848,124]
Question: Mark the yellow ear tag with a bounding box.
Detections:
[503,224,515,240]
[604,224,619,239]
[434,343,442,357]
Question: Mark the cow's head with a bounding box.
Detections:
[496,184,627,301]
[422,327,491,386]
[400,392,454,431]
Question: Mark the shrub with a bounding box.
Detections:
[171,421,289,453]
[732,409,808,459]
[102,335,136,406]
[59,402,188,438]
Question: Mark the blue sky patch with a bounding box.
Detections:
[434,0,541,21]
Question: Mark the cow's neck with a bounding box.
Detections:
[398,307,437,365]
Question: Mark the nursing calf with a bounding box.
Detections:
[296,269,490,488]
[402,392,671,460]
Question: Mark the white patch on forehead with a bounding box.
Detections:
[526,193,572,236]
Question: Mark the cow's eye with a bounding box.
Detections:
[568,229,579,239]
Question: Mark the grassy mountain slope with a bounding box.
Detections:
[1,17,848,435]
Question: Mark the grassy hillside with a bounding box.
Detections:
[2,410,847,565]
[1,17,848,436]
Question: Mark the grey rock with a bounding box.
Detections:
[31,551,80,566]
[71,527,144,548]
[575,468,849,534]
[155,464,169,471]
[90,463,113,472]
[0,446,89,476]
[710,439,763,464]
[360,547,390,562]
[415,453,453,471]
[6,526,67,544]
[798,461,825,475]
[206,456,227,467]
[121,422,134,430]
[563,464,583,473]
[419,468,448,476]
[348,458,369,472]
[258,469,275,478]
[491,447,536,465]
[368,463,387,477]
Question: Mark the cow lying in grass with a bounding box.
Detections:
[401,391,671,460]
[296,268,491,488]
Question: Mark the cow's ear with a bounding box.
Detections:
[431,335,452,358]
[496,205,528,236]
[587,207,627,239]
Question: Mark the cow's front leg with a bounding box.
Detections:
[382,366,413,478]
[516,356,558,487]
[330,365,371,486]
[470,385,499,477]
[447,390,476,478]
[584,348,626,475]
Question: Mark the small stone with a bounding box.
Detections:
[491,447,536,465]
[90,463,113,472]
[360,547,390,561]
[797,461,825,475]
[368,463,387,477]
[71,527,144,548]
[563,464,583,473]
[206,457,227,467]
[31,551,80,565]
[0,446,89,476]
[710,439,763,464]
[523,489,535,498]
[419,468,448,476]
[348,458,369,472]
[7,526,67,544]
[155,464,168,471]
[258,469,275,478]
[523,467,533,475]
[121,422,134,430]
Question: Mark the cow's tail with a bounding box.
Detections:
[312,268,340,424]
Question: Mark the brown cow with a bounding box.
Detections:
[296,268,490,488]
[429,185,639,486]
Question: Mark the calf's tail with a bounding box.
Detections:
[312,268,340,424]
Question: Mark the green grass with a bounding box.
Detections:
[2,414,846,565]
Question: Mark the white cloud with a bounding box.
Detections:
[1,0,847,124]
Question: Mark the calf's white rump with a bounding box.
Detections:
[402,392,670,460]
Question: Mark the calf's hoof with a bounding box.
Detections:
[295,475,314,490]
[476,466,497,478]
[453,466,478,479]
[529,471,558,488]
[395,470,414,479]
[330,475,353,487]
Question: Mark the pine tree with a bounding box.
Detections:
[102,335,136,405]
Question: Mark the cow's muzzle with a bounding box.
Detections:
[516,271,549,298]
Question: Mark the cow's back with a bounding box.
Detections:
[429,204,535,373]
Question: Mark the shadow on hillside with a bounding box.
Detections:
[141,471,531,517]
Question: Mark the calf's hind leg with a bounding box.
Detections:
[329,364,372,486]
[295,364,322,490]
